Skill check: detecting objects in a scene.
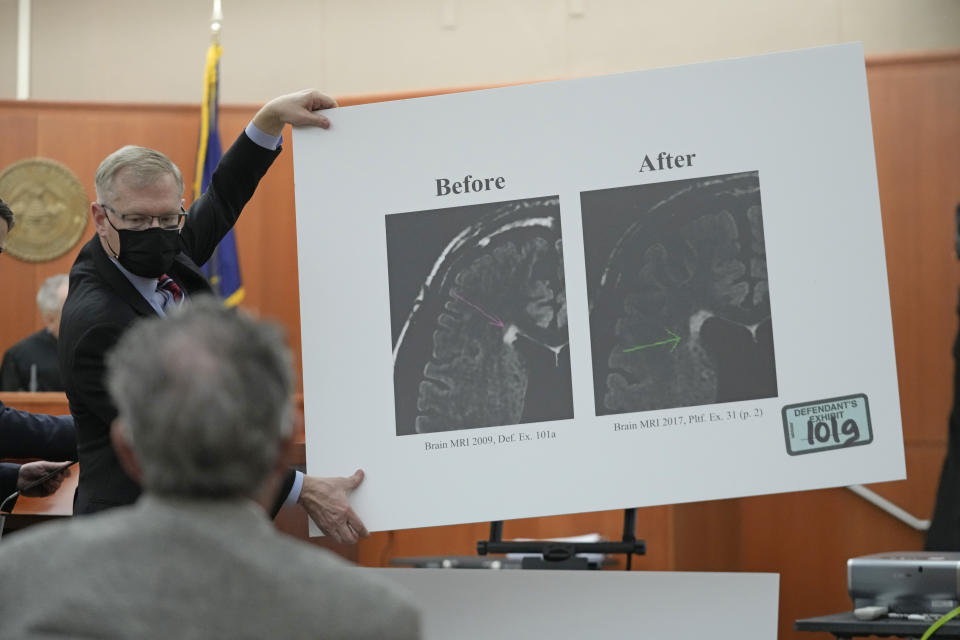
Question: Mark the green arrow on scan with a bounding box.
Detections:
[623,329,681,353]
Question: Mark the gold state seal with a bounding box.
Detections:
[0,158,88,262]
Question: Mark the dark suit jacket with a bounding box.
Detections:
[927,291,960,550]
[0,462,18,504]
[59,132,294,515]
[0,329,63,391]
[0,399,76,501]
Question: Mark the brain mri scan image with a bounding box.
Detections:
[582,171,777,416]
[387,197,573,436]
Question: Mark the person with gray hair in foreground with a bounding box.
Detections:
[0,298,420,639]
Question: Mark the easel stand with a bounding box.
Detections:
[477,508,646,570]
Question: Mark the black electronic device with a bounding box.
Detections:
[477,508,646,570]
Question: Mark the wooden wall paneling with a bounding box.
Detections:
[0,246,45,361]
[670,499,741,571]
[0,110,38,166]
[31,107,99,295]
[870,61,960,446]
[35,107,199,201]
[878,443,948,517]
[0,108,42,360]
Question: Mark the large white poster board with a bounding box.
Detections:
[293,43,904,533]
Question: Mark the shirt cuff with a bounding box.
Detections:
[283,470,304,508]
[245,122,283,150]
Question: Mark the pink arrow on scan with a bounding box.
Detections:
[449,290,505,328]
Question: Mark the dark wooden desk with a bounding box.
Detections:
[11,465,77,516]
[796,611,960,639]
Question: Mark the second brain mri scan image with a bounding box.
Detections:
[387,197,573,436]
[582,171,777,416]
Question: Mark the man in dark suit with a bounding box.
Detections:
[58,90,368,542]
[926,207,960,550]
[0,200,76,503]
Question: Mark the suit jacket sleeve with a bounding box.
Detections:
[269,469,297,518]
[179,132,281,267]
[0,400,77,461]
[0,462,20,503]
[68,323,124,437]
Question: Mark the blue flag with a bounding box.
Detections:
[194,41,244,306]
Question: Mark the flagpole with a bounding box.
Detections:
[195,0,244,306]
[203,0,223,296]
[211,0,222,43]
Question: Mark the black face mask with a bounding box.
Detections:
[110,227,181,278]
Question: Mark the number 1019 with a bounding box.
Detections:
[807,416,860,446]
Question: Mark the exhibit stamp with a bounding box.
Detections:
[782,394,872,456]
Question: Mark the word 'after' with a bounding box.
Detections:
[639,152,696,172]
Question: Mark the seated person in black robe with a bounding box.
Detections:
[0,273,68,391]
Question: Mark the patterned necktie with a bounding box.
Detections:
[157,273,183,307]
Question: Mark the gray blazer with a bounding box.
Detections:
[0,496,420,639]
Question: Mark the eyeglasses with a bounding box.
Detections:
[100,203,186,231]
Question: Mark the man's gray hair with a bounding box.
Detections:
[94,145,184,203]
[36,274,68,315]
[105,296,294,498]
